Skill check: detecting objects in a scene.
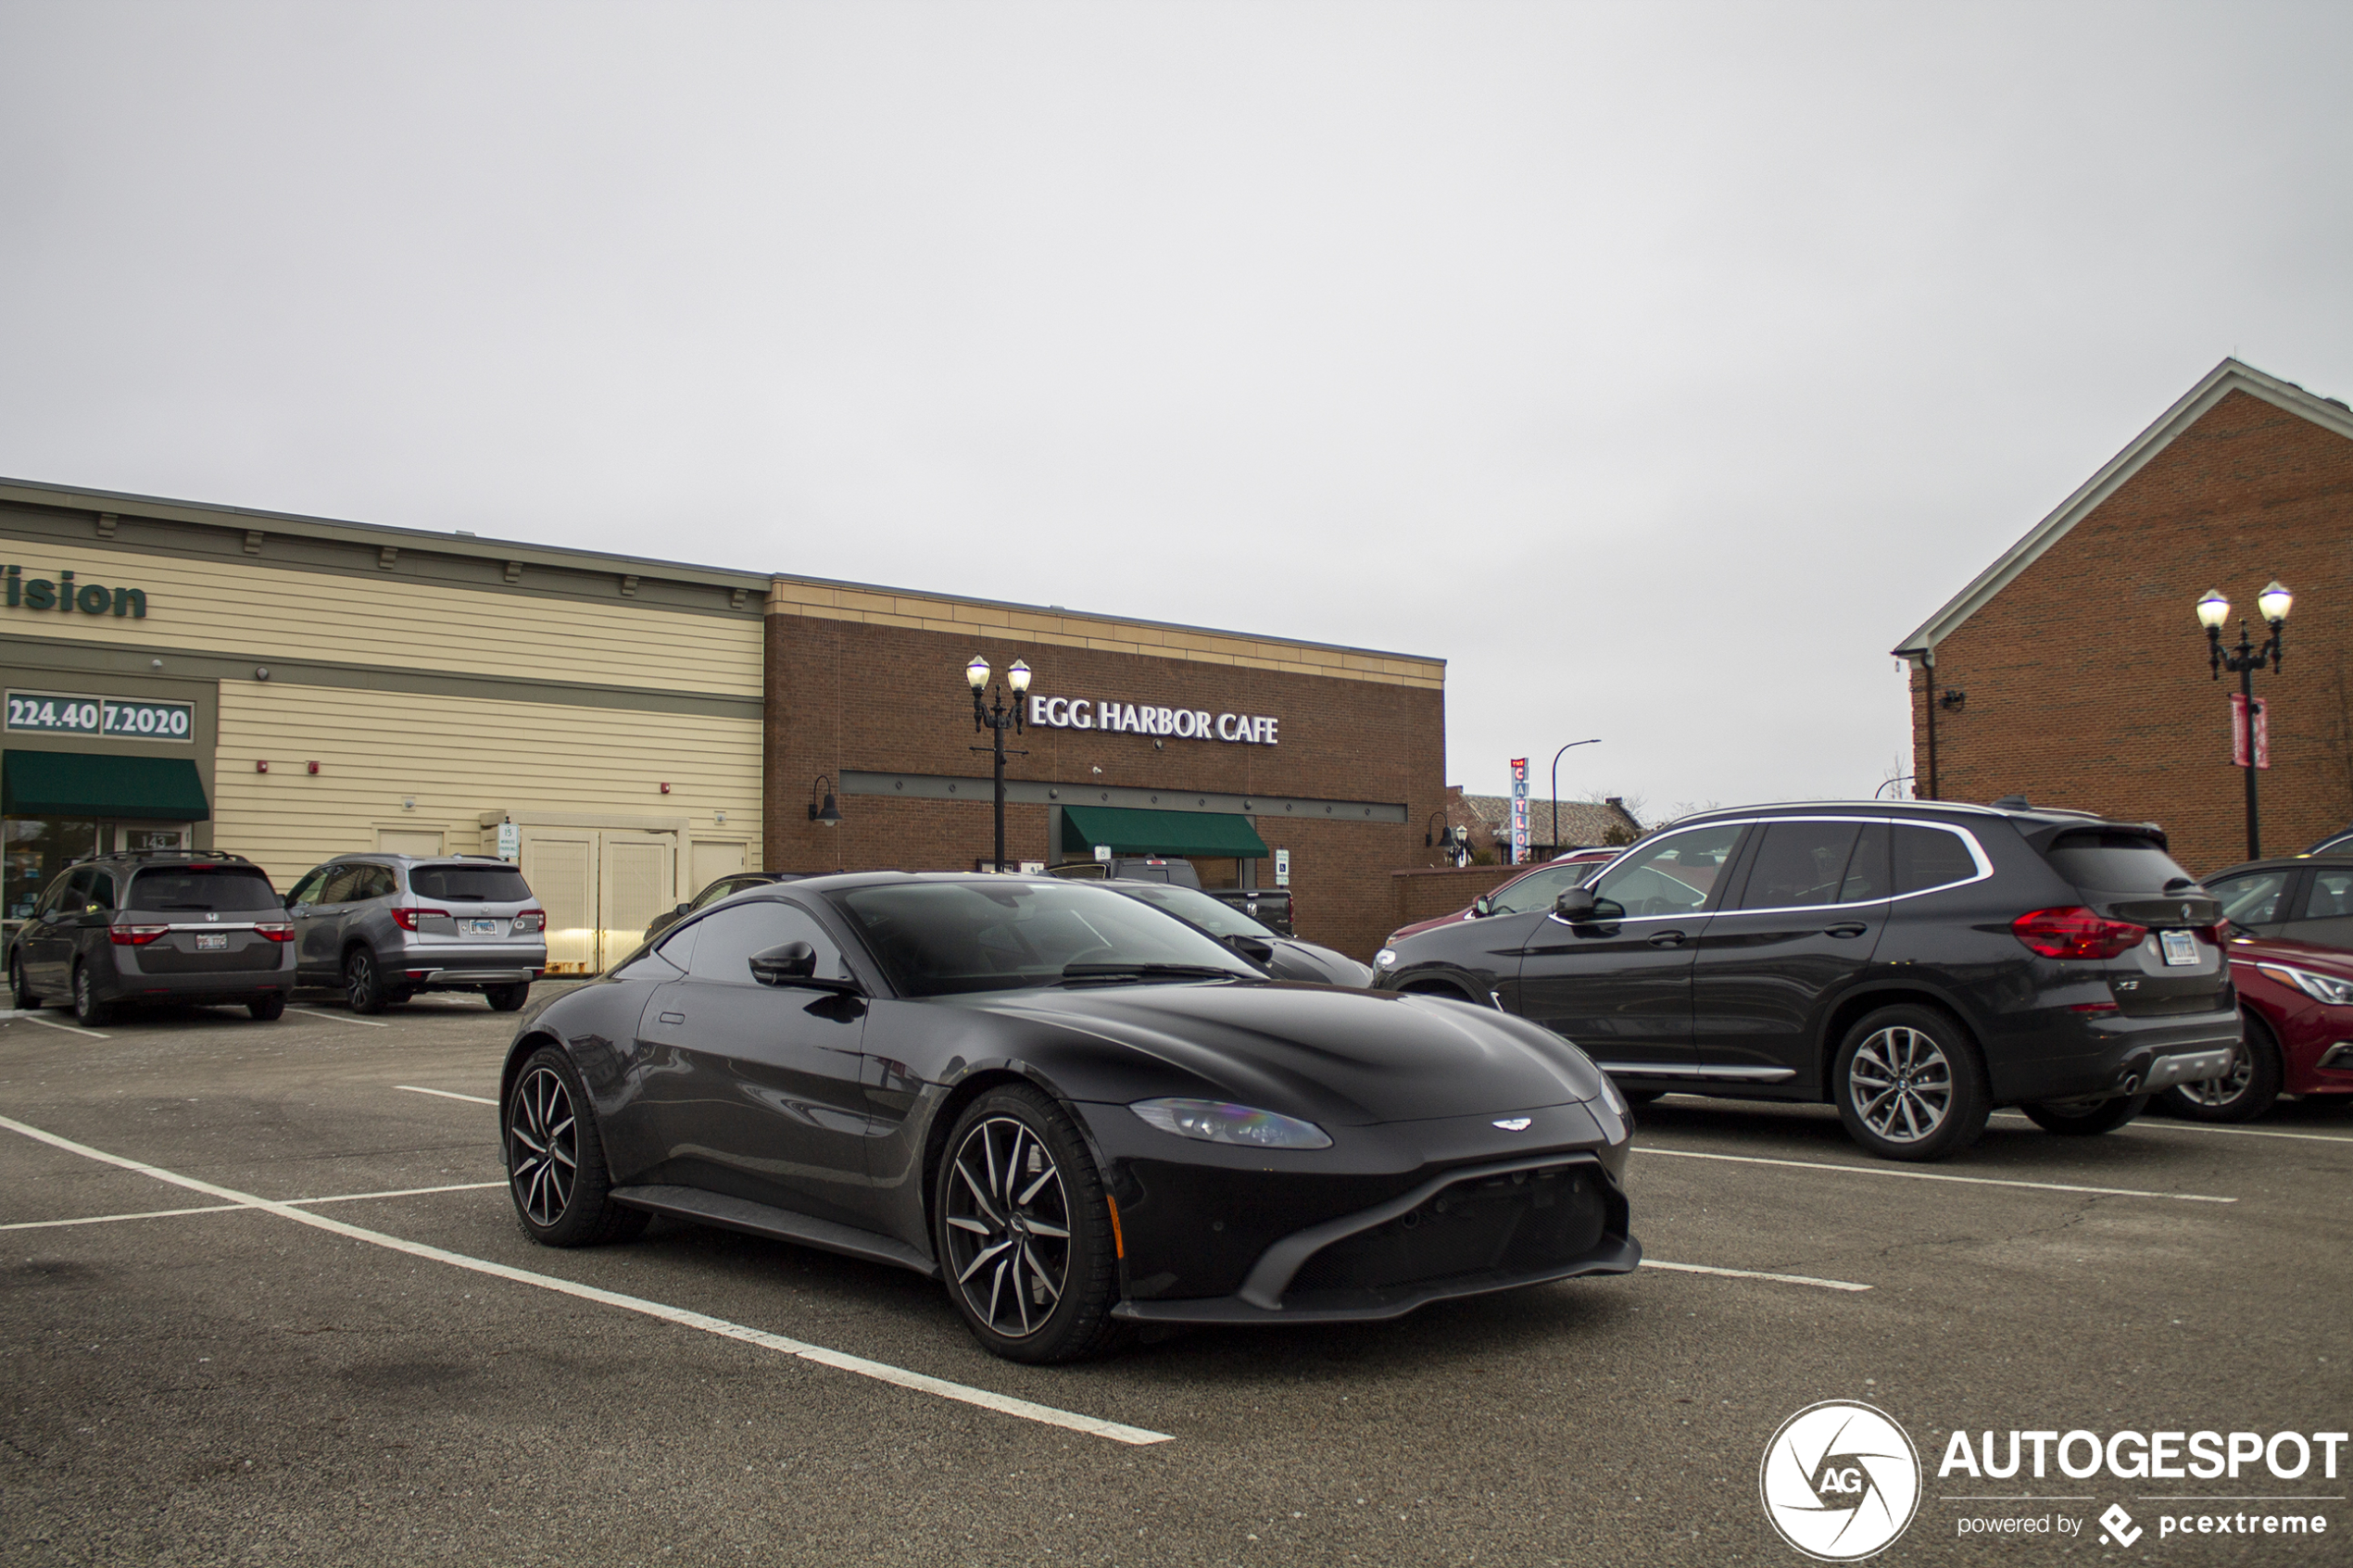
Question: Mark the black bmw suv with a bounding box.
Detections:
[1372,800,2240,1160]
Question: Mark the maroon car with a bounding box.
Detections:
[2159,934,2353,1121]
[1383,848,1619,947]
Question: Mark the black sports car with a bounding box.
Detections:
[500,872,1640,1361]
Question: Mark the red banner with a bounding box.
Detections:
[2231,694,2271,770]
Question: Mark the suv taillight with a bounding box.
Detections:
[392,907,449,932]
[513,909,547,934]
[2011,906,2147,960]
[109,922,169,946]
[253,922,294,943]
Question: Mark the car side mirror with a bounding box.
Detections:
[1225,934,1276,965]
[1553,887,1619,922]
[673,902,692,917]
[749,941,862,995]
[1471,896,1492,918]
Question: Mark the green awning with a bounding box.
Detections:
[1059,804,1268,859]
[2,750,210,822]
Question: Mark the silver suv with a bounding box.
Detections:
[285,855,547,1012]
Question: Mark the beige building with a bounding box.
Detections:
[0,478,768,972]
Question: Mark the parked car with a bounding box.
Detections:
[1372,799,2240,1161]
[499,872,1637,1361]
[1047,857,1294,935]
[2158,933,2353,1122]
[8,850,295,1025]
[1385,848,1620,947]
[283,855,546,1013]
[1097,877,1373,985]
[646,872,809,944]
[2197,855,2353,951]
[2302,826,2353,858]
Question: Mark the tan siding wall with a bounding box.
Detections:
[0,534,761,697]
[212,682,761,890]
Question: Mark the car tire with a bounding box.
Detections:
[2021,1093,2150,1135]
[70,961,113,1028]
[248,994,287,1022]
[10,953,40,1010]
[345,948,389,1014]
[504,1045,648,1247]
[1832,1004,1990,1161]
[2158,1012,2283,1123]
[484,983,531,1012]
[935,1083,1128,1364]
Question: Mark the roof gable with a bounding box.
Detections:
[1894,358,2353,658]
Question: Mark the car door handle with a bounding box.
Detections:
[1825,923,1869,938]
[1647,931,1687,947]
[658,1011,686,1025]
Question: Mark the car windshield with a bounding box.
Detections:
[2043,833,2196,895]
[829,879,1262,997]
[1105,881,1276,938]
[408,864,533,903]
[127,866,281,912]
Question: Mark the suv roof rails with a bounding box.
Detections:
[78,848,256,865]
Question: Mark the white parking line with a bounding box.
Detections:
[5,1010,109,1040]
[1988,1110,2353,1146]
[0,1180,508,1232]
[1635,1147,2235,1203]
[396,1085,497,1106]
[1642,1259,1870,1292]
[0,1112,1175,1448]
[285,1007,387,1028]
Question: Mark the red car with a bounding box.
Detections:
[2158,934,2353,1121]
[1384,848,1620,947]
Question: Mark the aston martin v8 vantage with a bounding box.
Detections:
[500,872,1640,1361]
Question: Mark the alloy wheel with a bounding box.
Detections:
[346,952,373,1010]
[73,967,89,1013]
[1848,1025,1955,1145]
[943,1115,1073,1339]
[2176,1047,2253,1110]
[508,1066,579,1228]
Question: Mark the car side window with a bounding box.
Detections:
[287,868,331,906]
[1737,822,1864,909]
[1890,825,1981,896]
[1590,824,1744,918]
[348,866,397,901]
[1491,867,1579,915]
[2297,870,2353,922]
[2207,872,2287,924]
[689,878,742,911]
[83,870,117,913]
[317,866,365,904]
[686,902,849,985]
[31,872,70,918]
[60,867,96,913]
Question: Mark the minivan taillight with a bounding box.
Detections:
[253,922,295,943]
[2012,907,2147,960]
[513,909,547,934]
[109,923,169,946]
[391,908,448,932]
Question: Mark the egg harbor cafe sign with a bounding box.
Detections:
[4,565,149,619]
[1026,694,1279,745]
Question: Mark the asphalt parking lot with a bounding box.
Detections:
[2,992,2348,1567]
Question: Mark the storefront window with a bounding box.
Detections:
[5,817,102,921]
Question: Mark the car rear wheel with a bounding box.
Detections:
[11,954,40,1010]
[2020,1093,2150,1135]
[504,1046,647,1247]
[2158,1013,2282,1123]
[248,994,286,1022]
[70,962,112,1028]
[935,1085,1126,1363]
[345,948,389,1014]
[1833,1005,1989,1161]
[484,983,531,1012]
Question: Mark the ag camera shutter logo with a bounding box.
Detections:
[1759,1400,1922,1561]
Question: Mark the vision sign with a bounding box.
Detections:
[5,565,148,619]
[1026,695,1279,746]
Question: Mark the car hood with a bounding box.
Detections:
[1265,937,1376,988]
[968,980,1604,1126]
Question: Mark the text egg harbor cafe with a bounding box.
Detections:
[0,477,1447,966]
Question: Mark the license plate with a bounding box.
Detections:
[195,934,227,950]
[2160,929,2200,966]
[464,919,502,935]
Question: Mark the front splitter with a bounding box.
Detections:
[1109,1234,1642,1325]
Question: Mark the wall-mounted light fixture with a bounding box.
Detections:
[1938,689,1967,711]
[255,760,269,773]
[306,761,320,774]
[809,774,841,826]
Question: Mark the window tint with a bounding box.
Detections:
[82,868,118,913]
[317,866,364,904]
[409,863,533,902]
[1108,881,1276,938]
[2211,871,2291,925]
[33,872,71,917]
[689,876,749,911]
[1590,824,1743,917]
[652,920,698,972]
[686,901,849,985]
[2301,870,2353,922]
[1491,866,1583,915]
[1838,822,1891,902]
[1892,825,1982,895]
[1737,822,1863,909]
[61,867,97,911]
[286,867,331,907]
[2042,832,2192,895]
[128,867,280,912]
[346,866,398,901]
[832,880,1253,997]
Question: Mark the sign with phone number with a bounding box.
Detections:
[6,690,194,741]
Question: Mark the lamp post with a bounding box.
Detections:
[1549,739,1603,854]
[965,655,1031,872]
[2196,581,2292,860]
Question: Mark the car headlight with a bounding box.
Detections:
[1375,947,1397,968]
[1129,1098,1334,1149]
[2256,963,2353,1006]
[1595,1073,1630,1118]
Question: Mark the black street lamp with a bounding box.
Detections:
[1423,813,1471,867]
[964,654,1031,872]
[2196,581,2293,860]
[1549,738,1602,853]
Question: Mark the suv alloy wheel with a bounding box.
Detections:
[1832,1004,1989,1161]
[345,948,389,1014]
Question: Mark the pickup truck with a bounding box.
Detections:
[1046,857,1294,935]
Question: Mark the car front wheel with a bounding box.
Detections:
[1833,1005,1990,1161]
[504,1046,647,1247]
[2021,1093,2150,1135]
[2159,1013,2282,1123]
[10,953,40,1010]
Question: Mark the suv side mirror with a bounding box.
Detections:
[1471,895,1493,918]
[749,941,862,995]
[1552,887,1623,923]
[673,901,692,917]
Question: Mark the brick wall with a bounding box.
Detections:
[1388,865,1529,931]
[1911,388,2353,874]
[765,614,1449,962]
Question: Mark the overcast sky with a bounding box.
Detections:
[4,2,2348,816]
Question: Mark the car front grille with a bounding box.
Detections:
[1284,1163,1607,1300]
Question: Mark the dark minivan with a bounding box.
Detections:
[9,851,295,1025]
[1372,800,2241,1160]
